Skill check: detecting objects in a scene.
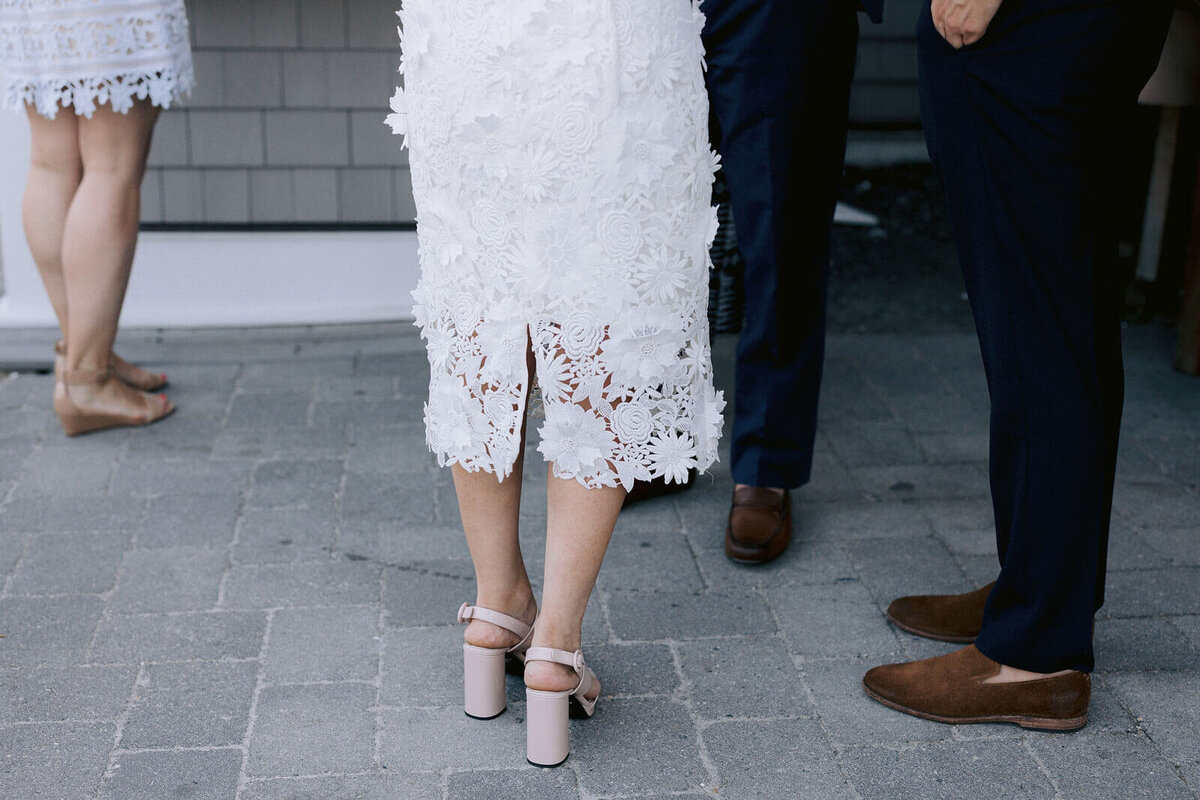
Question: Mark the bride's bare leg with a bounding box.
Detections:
[23,105,82,334]
[524,477,625,697]
[454,457,538,648]
[457,347,539,648]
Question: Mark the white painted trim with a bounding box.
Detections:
[0,114,420,329]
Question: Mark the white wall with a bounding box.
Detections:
[0,113,421,328]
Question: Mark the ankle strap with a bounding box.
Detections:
[524,646,585,675]
[457,603,533,639]
[61,367,113,385]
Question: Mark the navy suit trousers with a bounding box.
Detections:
[918,0,1171,672]
[703,0,861,489]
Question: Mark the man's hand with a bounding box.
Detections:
[932,0,1005,49]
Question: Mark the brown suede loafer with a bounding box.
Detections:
[863,645,1090,731]
[886,581,996,643]
[725,487,791,565]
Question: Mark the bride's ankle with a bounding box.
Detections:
[524,659,582,693]
[524,623,589,694]
[462,588,536,649]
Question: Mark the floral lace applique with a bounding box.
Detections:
[393,0,725,490]
[0,1,193,118]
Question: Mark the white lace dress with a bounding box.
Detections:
[0,0,192,118]
[389,0,725,490]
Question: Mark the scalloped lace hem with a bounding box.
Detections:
[428,442,723,492]
[3,67,193,119]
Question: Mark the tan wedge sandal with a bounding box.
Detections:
[53,366,174,436]
[457,602,535,720]
[524,646,600,767]
[55,341,169,392]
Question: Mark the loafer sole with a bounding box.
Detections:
[885,611,978,644]
[862,683,1087,732]
[725,552,775,566]
[724,536,789,565]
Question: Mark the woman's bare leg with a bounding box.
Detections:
[458,348,539,648]
[62,100,157,373]
[454,458,538,647]
[22,105,82,333]
[58,99,168,418]
[525,477,625,695]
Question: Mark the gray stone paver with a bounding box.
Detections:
[100,749,243,800]
[380,558,475,628]
[0,664,136,724]
[702,718,852,800]
[0,493,143,533]
[89,610,267,664]
[598,525,704,592]
[122,661,259,748]
[677,637,814,720]
[0,721,114,800]
[249,683,376,778]
[568,697,710,797]
[0,325,1196,799]
[232,506,337,564]
[7,529,129,595]
[768,580,904,660]
[840,739,1056,799]
[0,595,106,667]
[605,589,777,641]
[110,546,228,613]
[221,561,381,610]
[444,769,580,799]
[137,492,241,549]
[377,705,528,774]
[1092,618,1200,672]
[1030,734,1195,800]
[241,774,443,800]
[378,626,462,708]
[264,606,380,683]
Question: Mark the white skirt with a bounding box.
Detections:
[393,0,725,490]
[0,0,193,118]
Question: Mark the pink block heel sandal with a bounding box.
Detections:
[457,602,535,720]
[524,647,600,768]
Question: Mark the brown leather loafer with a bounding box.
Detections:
[623,470,697,507]
[725,487,791,565]
[886,581,996,643]
[863,645,1089,731]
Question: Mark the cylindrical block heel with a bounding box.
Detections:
[463,643,508,719]
[526,687,570,767]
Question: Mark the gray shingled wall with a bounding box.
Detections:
[142,0,921,227]
[142,0,412,226]
[852,0,923,126]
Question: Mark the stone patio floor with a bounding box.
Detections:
[0,323,1197,799]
